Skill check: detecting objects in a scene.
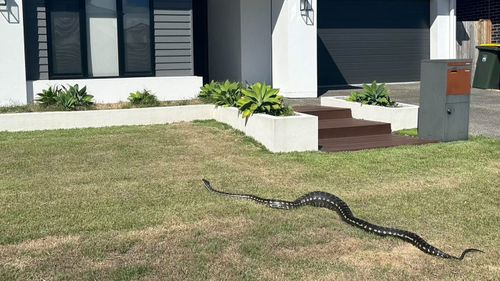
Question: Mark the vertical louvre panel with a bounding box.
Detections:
[23,0,49,80]
[153,0,194,76]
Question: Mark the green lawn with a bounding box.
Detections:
[0,121,499,281]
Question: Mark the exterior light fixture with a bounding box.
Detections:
[300,0,313,12]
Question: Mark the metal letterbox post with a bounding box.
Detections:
[418,59,472,142]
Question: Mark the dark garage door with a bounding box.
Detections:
[318,0,430,90]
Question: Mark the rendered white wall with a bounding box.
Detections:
[0,0,27,106]
[28,76,203,104]
[430,0,457,59]
[271,0,317,98]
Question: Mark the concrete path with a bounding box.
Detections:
[287,83,500,139]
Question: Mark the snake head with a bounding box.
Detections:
[202,179,212,190]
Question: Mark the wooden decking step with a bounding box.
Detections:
[319,118,392,139]
[294,105,352,119]
[294,105,438,152]
[319,134,437,152]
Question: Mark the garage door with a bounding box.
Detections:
[318,0,430,89]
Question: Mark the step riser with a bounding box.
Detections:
[319,124,392,139]
[318,135,437,152]
[301,110,352,120]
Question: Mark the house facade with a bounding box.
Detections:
[1,0,457,106]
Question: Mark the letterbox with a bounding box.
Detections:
[418,59,472,142]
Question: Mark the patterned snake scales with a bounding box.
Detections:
[203,179,482,260]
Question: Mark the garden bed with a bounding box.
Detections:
[321,96,419,131]
[0,105,318,153]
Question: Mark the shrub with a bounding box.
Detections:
[36,86,60,106]
[212,81,243,107]
[199,80,244,107]
[347,81,396,107]
[128,90,160,107]
[198,81,220,103]
[36,84,94,111]
[236,82,293,118]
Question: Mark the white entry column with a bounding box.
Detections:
[430,0,457,59]
[0,1,27,105]
[272,0,318,98]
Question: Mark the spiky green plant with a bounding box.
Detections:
[236,82,292,118]
[198,81,221,103]
[36,86,61,106]
[60,84,94,108]
[128,90,160,107]
[212,81,243,107]
[347,81,396,107]
[36,84,94,110]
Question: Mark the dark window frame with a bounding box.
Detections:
[46,0,155,80]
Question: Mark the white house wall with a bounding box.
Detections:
[431,0,457,59]
[271,0,318,98]
[0,1,27,106]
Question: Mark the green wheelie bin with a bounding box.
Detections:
[473,44,500,90]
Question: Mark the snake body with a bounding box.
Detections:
[202,179,482,260]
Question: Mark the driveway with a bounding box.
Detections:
[287,83,500,139]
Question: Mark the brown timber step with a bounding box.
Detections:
[319,134,437,152]
[319,118,392,139]
[294,105,352,119]
[294,105,438,152]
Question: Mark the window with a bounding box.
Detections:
[48,0,84,78]
[121,0,152,74]
[47,0,153,79]
[86,0,120,77]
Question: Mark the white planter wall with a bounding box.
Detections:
[28,76,203,104]
[321,97,419,131]
[0,105,318,153]
[0,105,215,132]
[212,107,318,153]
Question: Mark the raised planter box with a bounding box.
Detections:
[0,105,215,132]
[0,105,318,153]
[212,107,318,153]
[321,96,419,131]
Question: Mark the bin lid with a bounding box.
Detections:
[477,44,500,51]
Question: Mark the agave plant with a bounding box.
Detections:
[54,92,78,110]
[61,84,94,107]
[198,81,221,103]
[211,81,243,107]
[347,81,396,107]
[237,82,291,118]
[128,89,160,107]
[36,86,61,106]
